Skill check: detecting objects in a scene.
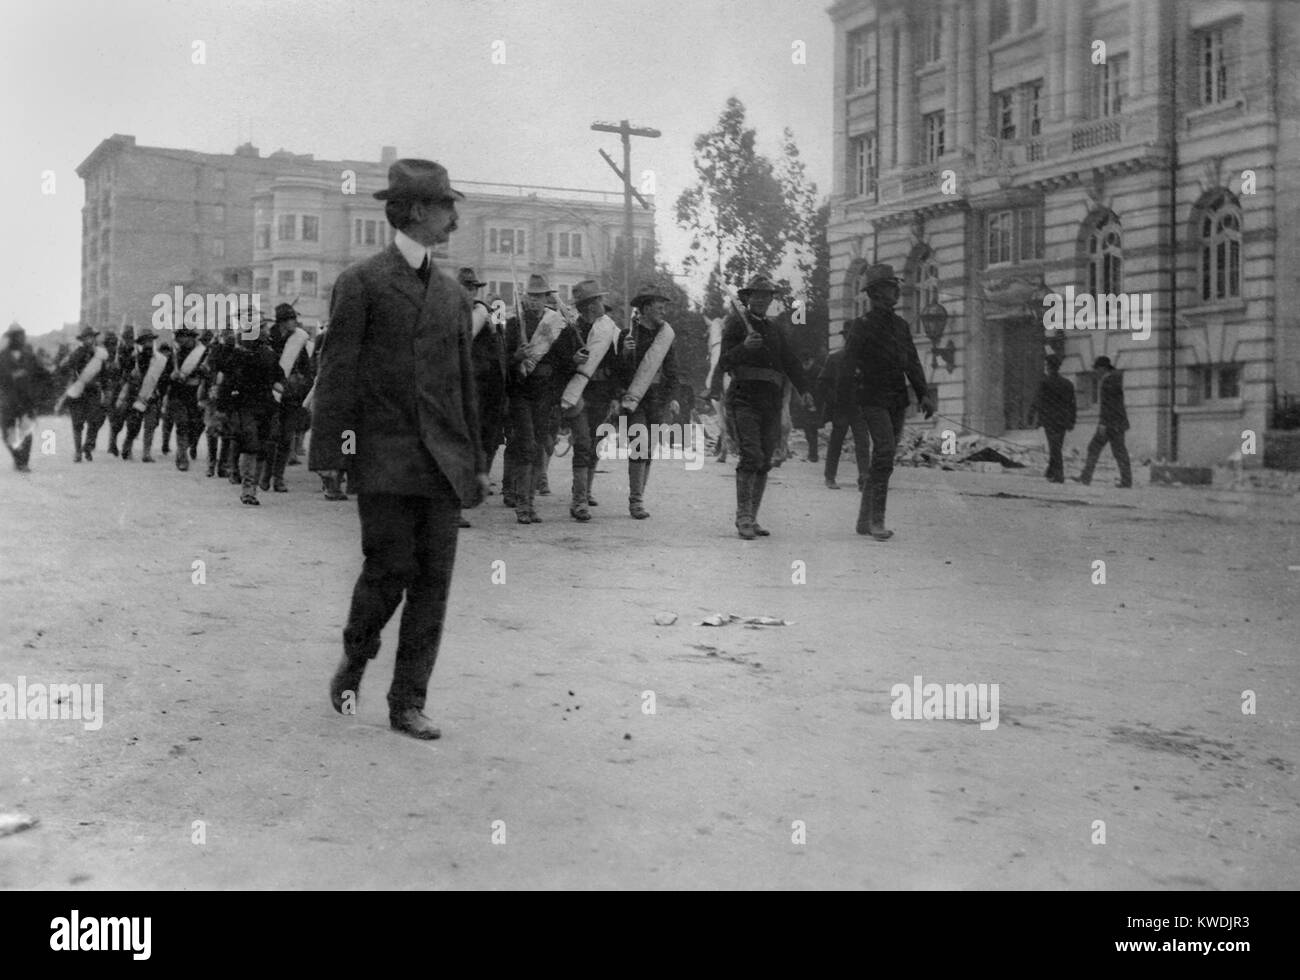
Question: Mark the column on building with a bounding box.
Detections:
[880,17,897,170]
[897,13,916,168]
[1142,0,1162,105]
[959,0,976,149]
[1063,0,1085,119]
[946,0,961,151]
[1045,0,1064,122]
[1130,0,1146,99]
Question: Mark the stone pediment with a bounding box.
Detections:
[979,269,1048,313]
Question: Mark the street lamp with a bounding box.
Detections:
[920,302,956,373]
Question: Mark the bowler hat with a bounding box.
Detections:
[373,158,464,203]
[458,267,487,289]
[1093,355,1114,370]
[525,273,556,296]
[136,329,157,344]
[77,325,97,340]
[571,279,607,305]
[630,283,671,307]
[737,274,778,300]
[861,263,903,292]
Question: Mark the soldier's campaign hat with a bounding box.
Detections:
[77,325,98,340]
[121,324,136,339]
[103,330,119,342]
[5,321,24,338]
[1093,355,1114,370]
[274,303,299,323]
[200,329,215,344]
[737,274,778,300]
[458,267,487,290]
[175,324,198,338]
[860,263,903,292]
[135,329,157,343]
[525,273,556,295]
[372,159,464,203]
[571,280,607,305]
[630,283,671,307]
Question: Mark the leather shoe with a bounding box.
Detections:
[390,708,441,740]
[329,656,365,714]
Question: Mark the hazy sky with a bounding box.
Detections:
[1,0,834,330]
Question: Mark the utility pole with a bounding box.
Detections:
[591,119,660,327]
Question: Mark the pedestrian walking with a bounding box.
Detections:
[1076,355,1132,488]
[1028,353,1076,483]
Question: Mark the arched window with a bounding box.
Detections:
[1199,198,1241,301]
[1086,214,1122,295]
[911,257,940,337]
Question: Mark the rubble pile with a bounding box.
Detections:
[892,427,1045,471]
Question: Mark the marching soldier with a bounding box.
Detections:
[105,324,134,456]
[1,323,47,473]
[225,315,280,505]
[615,284,681,520]
[88,330,121,458]
[458,268,502,528]
[119,329,169,462]
[60,325,109,462]
[717,274,815,539]
[265,303,312,493]
[166,325,209,472]
[557,279,621,521]
[837,264,935,540]
[503,273,569,524]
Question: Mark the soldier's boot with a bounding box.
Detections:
[15,434,34,472]
[323,473,348,501]
[226,440,241,483]
[502,455,517,508]
[751,470,771,536]
[272,443,289,492]
[141,415,158,462]
[515,465,534,524]
[525,463,542,523]
[175,427,190,471]
[257,454,271,492]
[855,476,875,536]
[537,454,551,495]
[160,418,172,455]
[869,474,894,540]
[121,414,141,461]
[72,423,83,463]
[585,467,598,507]
[628,460,650,519]
[106,416,123,456]
[735,470,756,540]
[288,431,304,466]
[206,433,218,477]
[239,453,260,505]
[569,467,591,522]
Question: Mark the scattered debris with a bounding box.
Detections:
[0,813,39,837]
[654,613,678,626]
[694,614,792,627]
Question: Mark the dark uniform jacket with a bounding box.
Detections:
[1030,374,1077,431]
[470,301,507,398]
[717,310,809,395]
[1097,370,1129,432]
[309,243,484,504]
[64,345,103,401]
[616,319,681,398]
[837,308,928,409]
[128,347,170,406]
[269,326,312,405]
[0,346,45,419]
[505,310,570,403]
[223,340,279,412]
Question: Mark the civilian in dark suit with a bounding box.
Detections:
[310,159,488,741]
[1077,355,1132,488]
[1028,353,1076,483]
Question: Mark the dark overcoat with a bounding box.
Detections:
[309,244,485,504]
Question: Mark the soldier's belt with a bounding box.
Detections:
[732,366,786,386]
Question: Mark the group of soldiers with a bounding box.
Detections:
[26,303,317,506]
[6,260,942,541]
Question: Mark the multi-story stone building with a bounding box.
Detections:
[77,134,653,332]
[827,0,1300,466]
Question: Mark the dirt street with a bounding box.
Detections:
[2,415,1298,889]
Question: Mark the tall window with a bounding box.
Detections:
[1094,55,1127,117]
[300,271,318,297]
[1198,198,1242,301]
[210,238,225,258]
[920,10,944,64]
[301,216,319,242]
[995,90,1017,140]
[1021,0,1038,30]
[986,208,1042,266]
[851,133,877,197]
[1190,364,1242,403]
[364,220,378,246]
[849,28,875,91]
[912,256,940,337]
[490,228,527,254]
[923,111,945,163]
[213,170,226,190]
[277,214,296,241]
[277,270,295,295]
[1087,215,1123,295]
[257,225,271,250]
[1027,81,1043,136]
[554,232,582,258]
[1196,22,1239,105]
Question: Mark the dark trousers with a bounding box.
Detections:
[1044,427,1066,482]
[1080,425,1132,486]
[726,382,784,474]
[824,409,871,484]
[860,403,907,483]
[802,423,821,461]
[342,471,460,714]
[269,402,299,479]
[170,395,205,459]
[505,391,550,501]
[570,385,614,471]
[122,400,161,456]
[476,381,505,472]
[68,396,103,456]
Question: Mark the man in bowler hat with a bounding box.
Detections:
[312,159,488,740]
[1028,353,1076,483]
[1076,355,1132,488]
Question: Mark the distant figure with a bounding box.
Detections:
[1,323,47,473]
[817,347,870,490]
[790,352,824,462]
[1076,355,1132,488]
[1028,353,1076,483]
